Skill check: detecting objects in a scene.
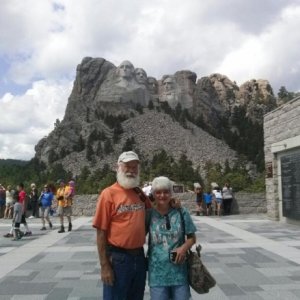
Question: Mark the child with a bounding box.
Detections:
[12,193,23,240]
[203,189,213,216]
[68,180,75,199]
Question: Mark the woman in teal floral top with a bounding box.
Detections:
[147,176,197,300]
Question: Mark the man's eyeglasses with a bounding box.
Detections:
[44,186,48,189]
[164,214,171,230]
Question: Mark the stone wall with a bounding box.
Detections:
[71,192,266,216]
[177,192,266,215]
[264,96,300,221]
[72,194,99,216]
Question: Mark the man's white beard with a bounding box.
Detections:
[117,170,140,189]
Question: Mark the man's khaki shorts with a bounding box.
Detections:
[57,206,72,217]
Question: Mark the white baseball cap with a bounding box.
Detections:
[118,151,140,163]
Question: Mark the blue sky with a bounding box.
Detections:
[1,0,300,160]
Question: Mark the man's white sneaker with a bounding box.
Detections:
[28,216,35,219]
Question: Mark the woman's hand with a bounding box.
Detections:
[173,234,196,264]
[174,246,187,264]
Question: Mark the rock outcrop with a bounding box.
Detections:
[34,57,277,176]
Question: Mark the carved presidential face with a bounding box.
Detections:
[118,60,134,79]
[163,76,175,92]
[147,77,158,93]
[134,68,147,84]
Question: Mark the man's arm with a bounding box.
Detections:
[96,229,114,286]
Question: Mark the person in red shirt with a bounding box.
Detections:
[18,183,32,236]
[93,151,151,300]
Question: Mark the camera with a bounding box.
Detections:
[169,251,177,263]
[57,196,64,200]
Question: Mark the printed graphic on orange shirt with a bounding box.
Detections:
[116,203,145,214]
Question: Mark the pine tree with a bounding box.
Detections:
[122,137,136,152]
[74,135,85,152]
[104,140,113,154]
[96,142,103,158]
[86,143,94,161]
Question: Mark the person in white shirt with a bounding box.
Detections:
[4,185,14,219]
[212,186,223,216]
[222,182,234,215]
[142,182,152,196]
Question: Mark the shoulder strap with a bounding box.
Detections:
[133,187,147,202]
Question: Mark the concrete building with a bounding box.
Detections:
[264,96,300,224]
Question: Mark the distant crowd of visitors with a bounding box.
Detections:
[194,182,234,217]
[0,180,75,240]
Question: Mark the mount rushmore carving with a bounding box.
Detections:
[34,57,277,175]
[81,59,195,109]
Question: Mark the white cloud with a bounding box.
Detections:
[0,0,300,159]
[216,4,300,92]
[1,0,300,90]
[0,80,72,160]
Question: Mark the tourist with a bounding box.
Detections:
[0,184,5,218]
[56,180,73,233]
[29,183,39,218]
[4,185,14,219]
[3,189,18,238]
[39,184,53,230]
[212,185,223,216]
[147,176,196,300]
[222,182,234,215]
[93,151,151,300]
[4,183,32,237]
[18,183,32,236]
[11,192,23,241]
[68,180,76,199]
[194,183,204,216]
[142,182,152,196]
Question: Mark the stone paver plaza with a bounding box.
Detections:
[1,214,300,299]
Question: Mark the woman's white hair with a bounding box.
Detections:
[151,176,173,194]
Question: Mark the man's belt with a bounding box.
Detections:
[107,245,144,256]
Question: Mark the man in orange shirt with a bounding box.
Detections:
[93,151,151,300]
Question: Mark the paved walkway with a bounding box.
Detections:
[0,214,300,299]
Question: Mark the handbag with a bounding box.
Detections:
[178,209,216,294]
[186,244,216,294]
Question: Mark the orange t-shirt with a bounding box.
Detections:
[93,182,151,249]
